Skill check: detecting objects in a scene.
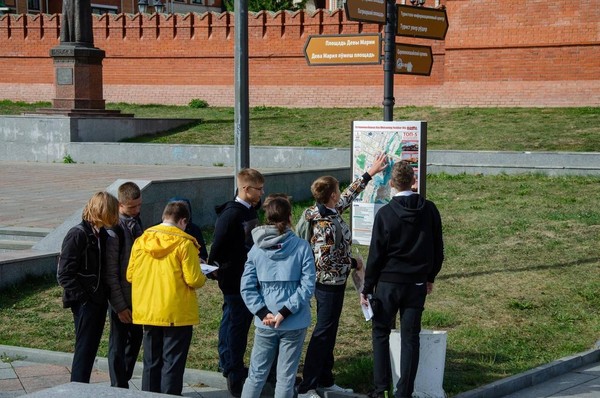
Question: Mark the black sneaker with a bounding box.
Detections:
[227,374,244,397]
[367,389,387,398]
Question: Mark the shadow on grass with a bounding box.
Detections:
[0,274,57,307]
[322,343,517,395]
[438,257,600,281]
[123,120,204,143]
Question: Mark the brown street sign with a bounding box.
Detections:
[396,4,449,40]
[345,0,386,24]
[394,43,433,76]
[304,34,382,66]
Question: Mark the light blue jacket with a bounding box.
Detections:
[241,226,316,331]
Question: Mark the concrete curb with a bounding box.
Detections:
[0,344,227,390]
[454,342,600,398]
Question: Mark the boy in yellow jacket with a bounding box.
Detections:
[127,201,206,396]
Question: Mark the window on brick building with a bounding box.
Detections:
[27,0,40,11]
[91,3,118,14]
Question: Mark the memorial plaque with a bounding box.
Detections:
[57,68,73,85]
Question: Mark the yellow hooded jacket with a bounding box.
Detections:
[126,224,206,326]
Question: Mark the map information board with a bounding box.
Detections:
[351,121,427,245]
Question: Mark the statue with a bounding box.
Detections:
[60,0,94,45]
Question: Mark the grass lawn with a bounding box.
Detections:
[1,173,599,396]
[1,100,600,152]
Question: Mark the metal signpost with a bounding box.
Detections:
[330,0,448,120]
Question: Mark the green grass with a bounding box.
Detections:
[1,174,599,396]
[2,101,599,152]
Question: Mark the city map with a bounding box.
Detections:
[351,121,424,245]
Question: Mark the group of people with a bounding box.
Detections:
[57,153,444,398]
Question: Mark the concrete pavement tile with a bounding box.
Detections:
[20,373,71,393]
[550,377,600,397]
[578,363,600,376]
[501,372,597,398]
[13,364,69,378]
[88,368,110,383]
[196,389,234,398]
[0,368,17,380]
[0,378,23,391]
[9,361,39,368]
[0,391,25,398]
[0,362,11,369]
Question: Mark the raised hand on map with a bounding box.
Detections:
[367,152,388,177]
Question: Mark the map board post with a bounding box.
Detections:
[351,120,427,245]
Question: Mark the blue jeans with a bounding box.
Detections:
[142,325,193,396]
[299,286,345,392]
[219,294,253,383]
[242,327,306,398]
[371,282,426,398]
[70,300,107,383]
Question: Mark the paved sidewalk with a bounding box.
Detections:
[0,161,236,229]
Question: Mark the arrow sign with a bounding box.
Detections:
[394,43,433,76]
[304,34,382,66]
[344,0,386,24]
[396,4,449,40]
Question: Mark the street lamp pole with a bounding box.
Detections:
[234,0,250,192]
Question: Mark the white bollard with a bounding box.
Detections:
[389,329,447,398]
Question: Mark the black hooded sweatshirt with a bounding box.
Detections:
[208,200,259,295]
[362,194,444,295]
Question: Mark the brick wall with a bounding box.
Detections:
[0,0,599,107]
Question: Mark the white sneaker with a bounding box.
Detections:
[298,389,321,398]
[321,384,354,393]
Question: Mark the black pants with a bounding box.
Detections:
[108,309,143,388]
[220,293,253,384]
[299,286,345,392]
[142,325,193,396]
[371,282,426,398]
[70,300,108,383]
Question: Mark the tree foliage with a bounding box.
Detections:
[224,0,307,12]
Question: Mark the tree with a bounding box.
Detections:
[223,0,306,12]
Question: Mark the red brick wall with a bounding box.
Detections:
[0,0,599,107]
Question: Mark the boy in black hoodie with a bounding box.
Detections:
[360,161,444,398]
[208,168,265,397]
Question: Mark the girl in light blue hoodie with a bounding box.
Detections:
[241,194,316,398]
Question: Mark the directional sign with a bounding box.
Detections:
[344,0,386,24]
[394,43,433,76]
[396,4,449,40]
[304,34,382,66]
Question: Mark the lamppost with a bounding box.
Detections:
[137,0,148,13]
[153,0,164,12]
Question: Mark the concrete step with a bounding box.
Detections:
[0,226,53,241]
[0,227,53,252]
[0,239,37,251]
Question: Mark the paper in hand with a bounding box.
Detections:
[201,263,218,275]
[361,301,374,321]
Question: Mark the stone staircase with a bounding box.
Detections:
[0,227,53,252]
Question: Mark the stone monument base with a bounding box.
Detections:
[46,44,126,116]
